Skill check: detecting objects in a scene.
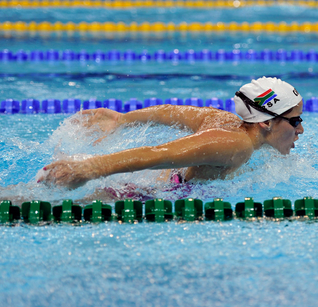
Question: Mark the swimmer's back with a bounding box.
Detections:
[196,107,242,132]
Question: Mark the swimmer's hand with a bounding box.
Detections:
[37,160,98,189]
[79,108,122,133]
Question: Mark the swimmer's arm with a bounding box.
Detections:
[90,129,253,175]
[119,105,220,132]
[80,105,226,134]
[40,129,252,188]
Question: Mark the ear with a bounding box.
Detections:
[258,120,272,131]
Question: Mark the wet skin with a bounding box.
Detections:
[263,101,304,155]
[38,102,304,189]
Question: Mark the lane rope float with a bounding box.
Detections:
[1,96,317,114]
[1,0,318,9]
[1,197,317,224]
[1,48,317,62]
[1,21,318,33]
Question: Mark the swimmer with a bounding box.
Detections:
[37,76,304,189]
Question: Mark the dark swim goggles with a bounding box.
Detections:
[235,91,303,128]
[278,115,303,128]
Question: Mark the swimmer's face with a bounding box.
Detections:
[270,100,304,155]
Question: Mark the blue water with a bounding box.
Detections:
[1,6,316,24]
[2,31,315,52]
[1,4,318,307]
[1,221,318,307]
[1,62,318,103]
[1,6,318,52]
[0,110,317,205]
[0,5,317,23]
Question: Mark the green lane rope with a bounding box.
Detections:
[1,196,317,224]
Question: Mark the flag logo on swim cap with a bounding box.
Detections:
[254,89,278,107]
[234,77,302,123]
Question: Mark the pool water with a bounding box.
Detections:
[2,220,318,307]
[1,62,318,106]
[0,109,317,204]
[2,6,318,52]
[2,6,317,24]
[1,3,318,307]
[0,104,318,307]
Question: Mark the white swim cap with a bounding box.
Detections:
[234,77,302,123]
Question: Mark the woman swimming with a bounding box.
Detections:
[37,76,304,189]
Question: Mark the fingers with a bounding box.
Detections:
[81,108,108,116]
[71,109,99,127]
[82,109,105,129]
[37,166,54,184]
[42,162,57,171]
[73,108,120,132]
[81,109,98,115]
[70,110,95,124]
[37,172,52,184]
[37,161,85,189]
[38,161,64,184]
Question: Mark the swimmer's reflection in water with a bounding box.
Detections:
[37,77,304,189]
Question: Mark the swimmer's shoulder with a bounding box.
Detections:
[194,128,254,168]
[198,108,242,131]
[227,129,254,166]
[214,127,254,159]
[197,124,254,152]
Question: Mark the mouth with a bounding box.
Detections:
[292,137,299,149]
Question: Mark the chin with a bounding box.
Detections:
[277,147,290,155]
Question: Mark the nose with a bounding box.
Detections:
[296,122,304,135]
